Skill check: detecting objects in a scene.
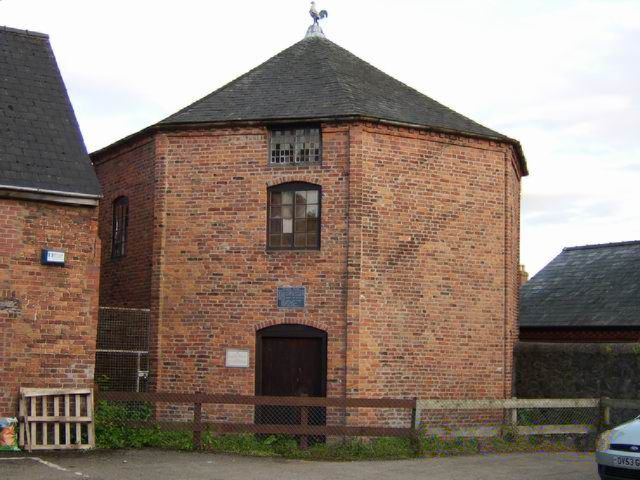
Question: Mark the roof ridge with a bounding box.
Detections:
[323,39,509,140]
[0,25,49,39]
[316,37,362,114]
[563,240,640,252]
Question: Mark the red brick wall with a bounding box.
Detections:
[350,124,522,400]
[149,125,350,398]
[93,138,156,308]
[520,328,640,342]
[0,198,99,416]
[94,121,523,410]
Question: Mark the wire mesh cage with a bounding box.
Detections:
[95,307,150,392]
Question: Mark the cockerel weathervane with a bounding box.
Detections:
[306,1,328,38]
[309,1,328,24]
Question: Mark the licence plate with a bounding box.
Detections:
[614,456,640,469]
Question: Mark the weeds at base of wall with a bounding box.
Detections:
[95,402,584,460]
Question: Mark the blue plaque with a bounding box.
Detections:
[277,287,306,308]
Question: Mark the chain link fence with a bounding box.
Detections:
[95,307,150,392]
[416,398,602,438]
[95,392,417,449]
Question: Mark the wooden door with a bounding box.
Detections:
[261,337,323,397]
[255,324,327,432]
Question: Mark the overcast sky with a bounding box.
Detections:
[2,0,639,275]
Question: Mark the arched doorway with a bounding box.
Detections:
[255,324,327,431]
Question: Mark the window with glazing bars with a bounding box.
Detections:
[112,196,129,258]
[268,183,320,249]
[269,127,321,164]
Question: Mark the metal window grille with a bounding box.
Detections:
[270,127,321,164]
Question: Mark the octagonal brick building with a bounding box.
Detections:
[92,31,528,407]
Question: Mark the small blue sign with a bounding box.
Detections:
[277,287,306,309]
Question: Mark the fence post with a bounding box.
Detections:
[193,393,203,450]
[600,397,610,432]
[410,397,422,454]
[511,397,518,429]
[300,404,309,450]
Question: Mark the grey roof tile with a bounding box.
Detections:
[160,36,512,141]
[0,26,100,197]
[520,241,640,328]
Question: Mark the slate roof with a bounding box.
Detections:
[0,26,101,198]
[520,241,640,328]
[163,36,501,136]
[155,35,526,172]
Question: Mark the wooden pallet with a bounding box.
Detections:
[19,388,95,451]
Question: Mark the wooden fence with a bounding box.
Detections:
[416,398,601,437]
[97,391,418,449]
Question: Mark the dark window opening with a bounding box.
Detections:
[112,196,129,259]
[268,183,320,250]
[270,126,321,164]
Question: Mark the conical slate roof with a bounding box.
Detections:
[162,35,508,142]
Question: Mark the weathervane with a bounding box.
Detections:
[306,1,328,38]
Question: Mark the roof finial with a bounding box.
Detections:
[306,1,328,38]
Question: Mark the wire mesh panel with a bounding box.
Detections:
[602,399,640,428]
[95,392,417,449]
[95,307,150,392]
[416,398,600,437]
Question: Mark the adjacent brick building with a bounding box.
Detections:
[520,241,640,343]
[0,27,102,416]
[93,28,527,411]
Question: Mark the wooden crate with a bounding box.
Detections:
[19,388,95,451]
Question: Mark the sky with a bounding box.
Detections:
[2,0,639,276]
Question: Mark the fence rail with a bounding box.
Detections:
[96,390,418,449]
[95,391,640,450]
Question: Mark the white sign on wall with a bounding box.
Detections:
[225,349,250,368]
[41,249,65,266]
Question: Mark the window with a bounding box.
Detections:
[269,126,321,164]
[112,196,129,258]
[268,183,320,249]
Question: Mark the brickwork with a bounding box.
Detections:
[92,121,523,412]
[148,125,351,398]
[0,198,99,416]
[93,138,156,308]
[350,124,522,400]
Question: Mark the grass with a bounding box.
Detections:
[94,401,581,460]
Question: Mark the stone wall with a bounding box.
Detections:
[516,342,640,398]
[0,198,100,416]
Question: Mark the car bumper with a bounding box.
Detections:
[597,450,640,479]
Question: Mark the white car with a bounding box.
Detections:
[597,417,640,479]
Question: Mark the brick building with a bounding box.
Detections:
[92,28,527,408]
[520,241,640,343]
[0,27,101,416]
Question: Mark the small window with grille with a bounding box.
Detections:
[268,182,320,250]
[269,126,321,165]
[112,196,129,259]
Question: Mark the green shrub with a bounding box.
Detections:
[95,402,578,459]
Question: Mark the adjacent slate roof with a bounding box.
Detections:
[520,241,640,328]
[0,26,101,197]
